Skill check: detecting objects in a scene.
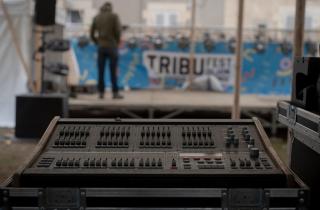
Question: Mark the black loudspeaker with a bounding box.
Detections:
[291,139,320,210]
[15,94,68,138]
[291,57,320,113]
[34,0,56,26]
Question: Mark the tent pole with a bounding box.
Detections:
[286,0,306,162]
[293,0,306,57]
[188,0,196,88]
[232,0,244,119]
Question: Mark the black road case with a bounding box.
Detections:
[278,101,320,210]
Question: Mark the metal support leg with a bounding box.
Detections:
[271,109,277,136]
[148,108,154,119]
[161,109,185,119]
[120,109,142,119]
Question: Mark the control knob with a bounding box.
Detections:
[250,147,260,159]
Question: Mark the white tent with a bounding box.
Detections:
[0,0,31,127]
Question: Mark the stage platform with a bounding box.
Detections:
[69,90,289,135]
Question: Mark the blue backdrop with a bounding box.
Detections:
[72,39,295,95]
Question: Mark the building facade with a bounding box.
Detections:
[57,0,320,38]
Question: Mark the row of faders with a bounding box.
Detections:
[97,126,131,148]
[53,126,90,148]
[182,126,215,148]
[139,126,172,148]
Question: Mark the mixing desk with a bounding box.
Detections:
[18,118,287,188]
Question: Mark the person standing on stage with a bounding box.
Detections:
[90,2,123,99]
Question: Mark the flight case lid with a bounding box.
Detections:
[277,101,320,154]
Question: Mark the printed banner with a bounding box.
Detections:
[72,39,296,95]
[143,51,235,88]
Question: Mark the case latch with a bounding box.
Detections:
[222,189,269,210]
[38,188,86,210]
[288,105,297,126]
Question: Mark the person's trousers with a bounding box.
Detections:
[97,47,119,94]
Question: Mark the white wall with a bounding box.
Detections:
[195,0,224,28]
[223,0,320,30]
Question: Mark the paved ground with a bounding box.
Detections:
[0,128,38,183]
[0,127,288,184]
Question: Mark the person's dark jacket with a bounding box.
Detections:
[90,3,121,48]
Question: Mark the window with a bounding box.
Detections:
[286,15,313,29]
[155,12,178,27]
[305,16,312,30]
[156,14,165,27]
[67,10,83,24]
[144,2,187,27]
[169,14,177,26]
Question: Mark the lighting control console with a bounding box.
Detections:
[19,118,287,188]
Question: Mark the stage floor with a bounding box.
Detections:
[70,90,289,111]
[69,90,289,134]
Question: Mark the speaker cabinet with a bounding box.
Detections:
[15,94,68,138]
[34,0,56,26]
[291,57,320,113]
[291,138,320,210]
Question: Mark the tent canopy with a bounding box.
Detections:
[0,0,32,127]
